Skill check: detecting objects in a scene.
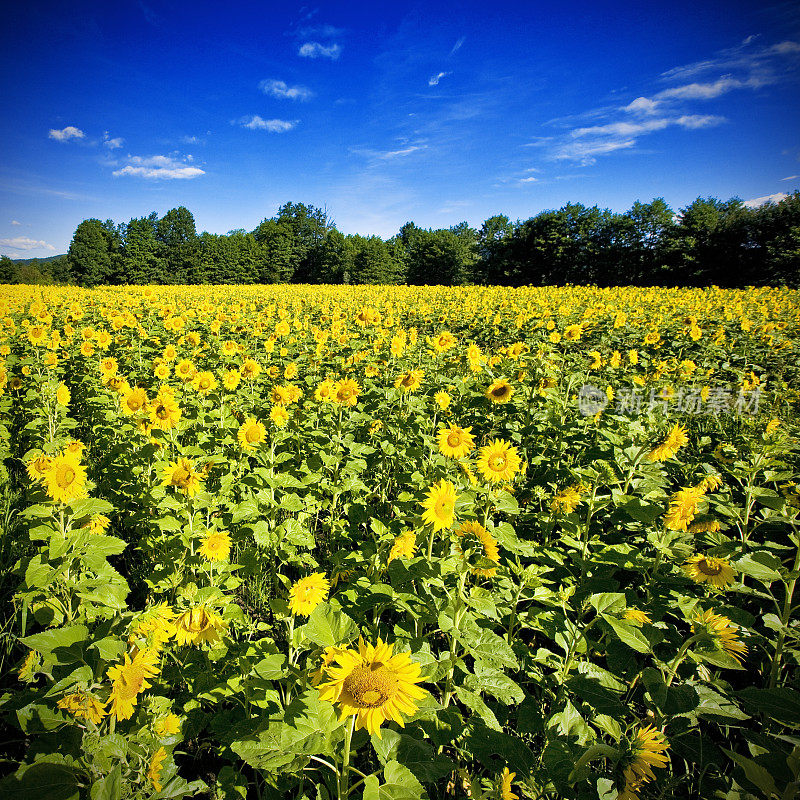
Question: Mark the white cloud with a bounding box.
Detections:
[769,41,800,55]
[655,76,754,101]
[428,71,451,86]
[112,154,205,180]
[623,96,661,114]
[518,176,538,183]
[675,114,725,129]
[259,78,313,100]
[48,126,85,142]
[780,175,799,181]
[298,41,341,59]
[351,144,427,160]
[0,236,55,252]
[572,114,723,139]
[743,192,788,207]
[552,139,636,164]
[11,220,21,225]
[103,132,124,149]
[449,36,465,56]
[236,116,298,132]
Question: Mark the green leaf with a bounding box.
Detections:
[738,687,800,726]
[602,615,650,653]
[232,499,259,524]
[454,686,502,730]
[300,603,357,648]
[466,667,525,705]
[363,761,426,800]
[0,761,80,800]
[724,748,777,797]
[20,625,88,659]
[90,766,121,800]
[623,498,662,525]
[735,552,782,585]
[460,628,518,670]
[589,593,626,614]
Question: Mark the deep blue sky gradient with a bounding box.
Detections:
[1,0,799,256]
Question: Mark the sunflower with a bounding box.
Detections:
[693,609,747,664]
[315,379,336,402]
[664,487,704,531]
[388,532,417,563]
[57,691,106,725]
[623,608,651,625]
[174,605,227,646]
[395,369,424,393]
[107,649,159,720]
[222,369,241,391]
[620,725,670,798]
[421,479,458,531]
[130,603,176,652]
[500,767,518,800]
[684,554,736,589]
[99,357,119,380]
[647,424,688,462]
[192,370,217,395]
[121,386,148,416]
[26,455,52,484]
[175,359,196,382]
[455,521,500,577]
[317,638,428,738]
[44,453,88,504]
[434,390,451,410]
[56,382,71,406]
[563,324,583,341]
[160,457,203,497]
[477,439,522,484]
[289,573,330,616]
[147,747,167,792]
[551,485,583,514]
[149,391,182,431]
[198,530,232,562]
[485,378,514,404]
[241,358,262,380]
[238,417,266,451]
[18,650,38,682]
[153,713,181,737]
[270,404,290,427]
[334,378,360,406]
[437,425,475,459]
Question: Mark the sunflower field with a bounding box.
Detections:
[0,284,798,800]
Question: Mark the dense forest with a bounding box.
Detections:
[2,193,798,287]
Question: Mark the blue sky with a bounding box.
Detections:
[1,0,799,257]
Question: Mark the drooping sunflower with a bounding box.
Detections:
[421,479,458,531]
[623,608,651,625]
[107,649,159,720]
[317,638,428,738]
[174,605,227,646]
[199,530,232,562]
[57,691,106,725]
[664,487,705,531]
[692,609,747,664]
[147,747,167,792]
[26,454,52,484]
[289,573,330,616]
[437,425,475,459]
[153,713,181,737]
[129,603,176,652]
[500,767,518,800]
[551,484,584,514]
[485,378,514,404]
[56,382,71,406]
[394,369,424,394]
[477,439,522,484]
[238,417,266,451]
[683,554,736,589]
[160,457,203,497]
[647,424,688,462]
[43,452,88,504]
[455,521,500,577]
[388,532,417,564]
[619,725,670,798]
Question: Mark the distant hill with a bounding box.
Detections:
[11,254,68,266]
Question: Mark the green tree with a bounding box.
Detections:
[156,206,200,283]
[68,219,114,287]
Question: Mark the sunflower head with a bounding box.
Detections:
[684,554,735,589]
[421,479,458,532]
[477,439,521,484]
[289,573,330,616]
[485,379,514,404]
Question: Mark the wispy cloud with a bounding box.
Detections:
[449,36,465,56]
[296,24,345,39]
[351,143,428,161]
[103,132,124,149]
[0,236,55,252]
[48,126,84,142]
[11,220,21,226]
[259,79,313,100]
[112,154,205,179]
[780,174,799,180]
[428,71,451,86]
[298,41,341,59]
[743,192,788,207]
[235,115,298,132]
[552,138,637,163]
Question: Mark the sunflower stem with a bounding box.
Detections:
[338,714,355,800]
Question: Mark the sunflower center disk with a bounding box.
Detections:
[698,559,722,576]
[489,456,506,471]
[246,427,261,443]
[56,465,75,488]
[343,664,398,708]
[447,433,461,447]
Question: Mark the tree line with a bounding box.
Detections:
[2,194,798,287]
